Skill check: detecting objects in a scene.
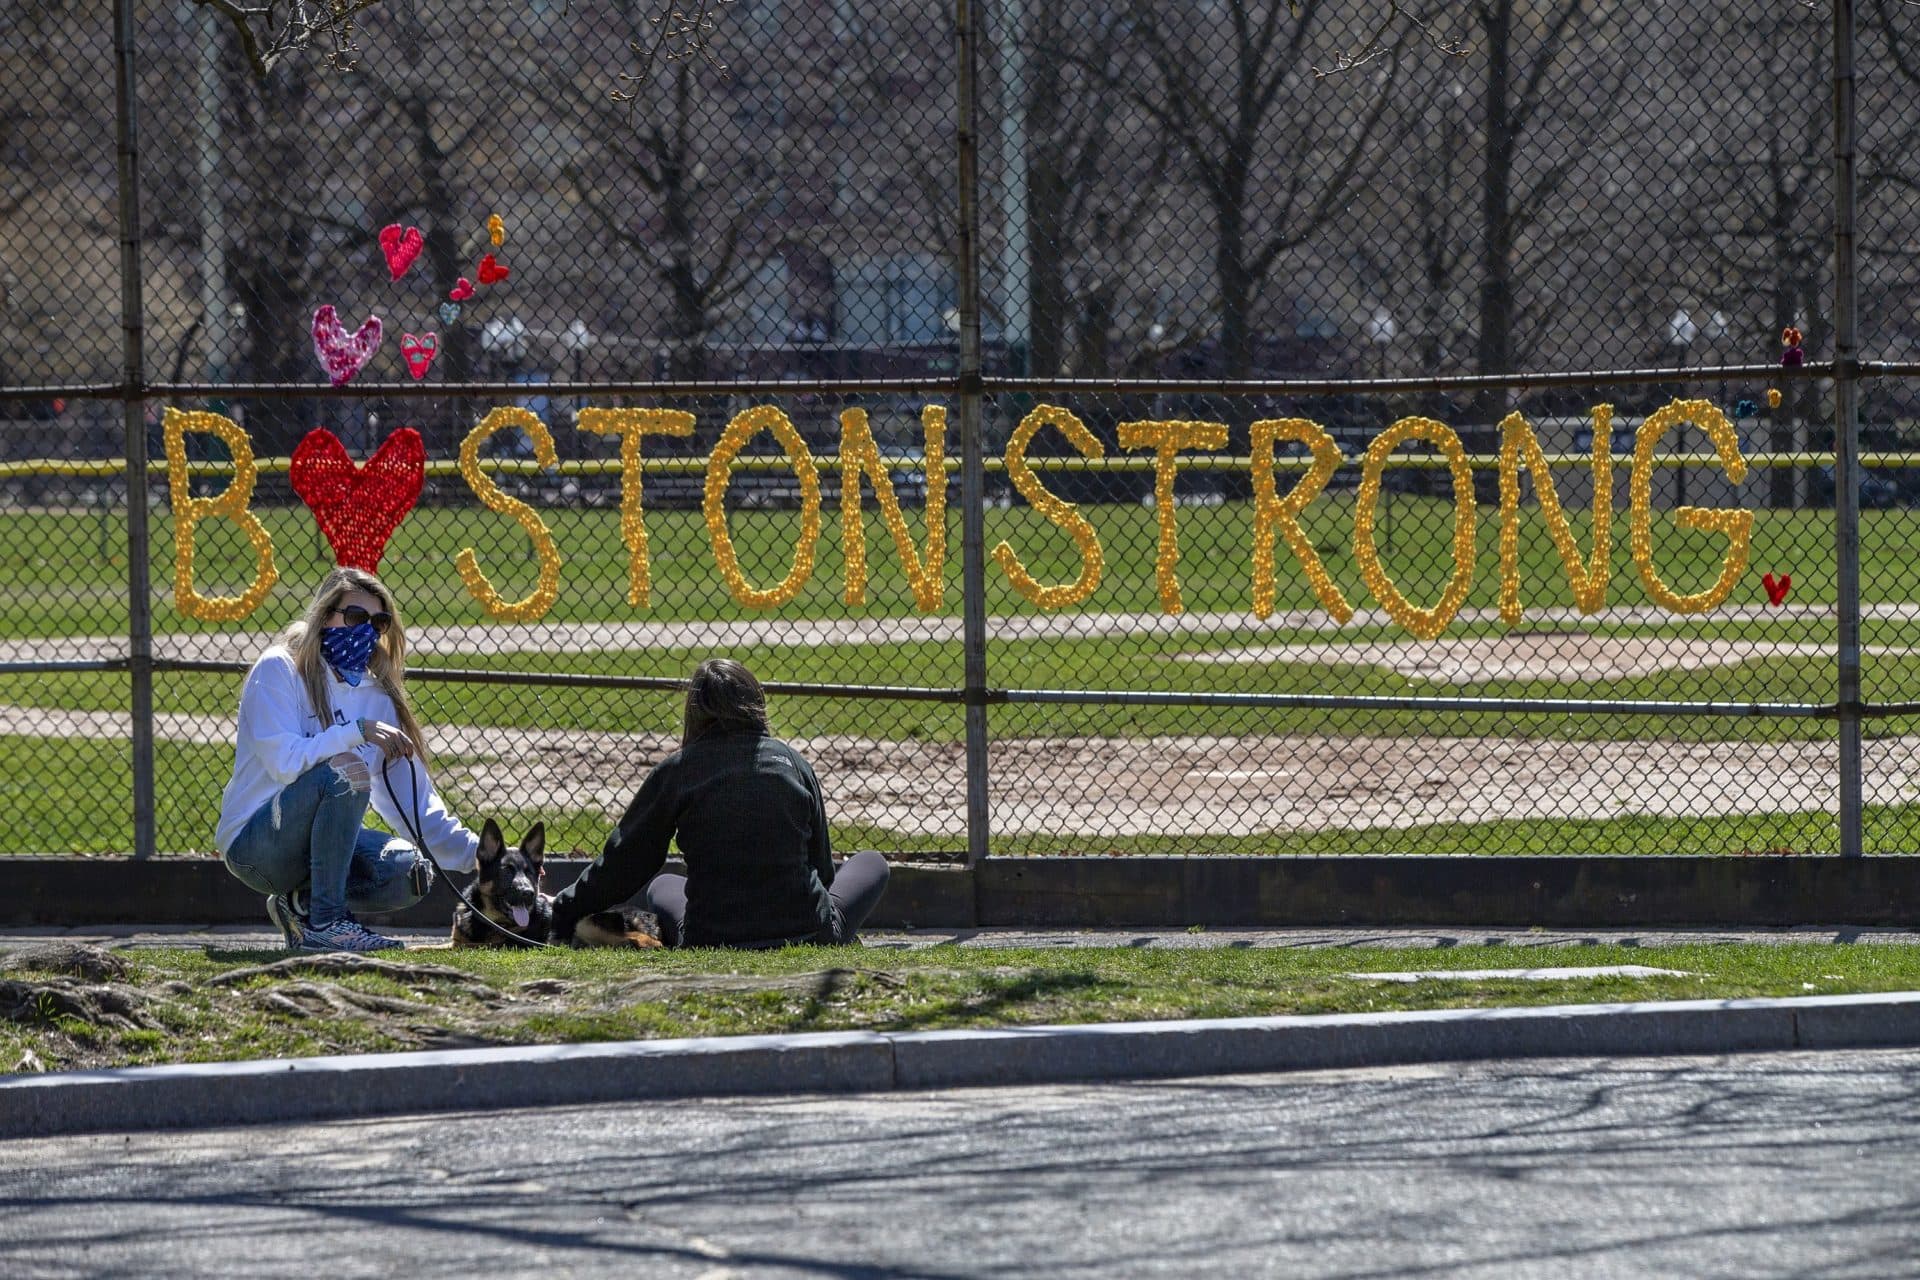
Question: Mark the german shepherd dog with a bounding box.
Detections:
[451,819,664,949]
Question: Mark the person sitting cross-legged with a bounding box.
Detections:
[548,658,889,949]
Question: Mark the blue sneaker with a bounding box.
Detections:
[298,918,404,953]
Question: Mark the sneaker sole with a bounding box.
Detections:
[264,897,304,950]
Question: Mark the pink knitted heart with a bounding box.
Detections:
[400,332,438,380]
[311,305,383,387]
[448,277,475,301]
[378,224,424,281]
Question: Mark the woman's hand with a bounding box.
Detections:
[357,719,416,760]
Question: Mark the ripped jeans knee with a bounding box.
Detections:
[327,753,372,794]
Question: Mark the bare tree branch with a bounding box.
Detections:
[1312,1,1468,78]
[187,0,384,79]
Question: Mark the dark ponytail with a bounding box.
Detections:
[682,657,770,743]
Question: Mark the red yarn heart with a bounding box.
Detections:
[289,428,426,573]
[399,332,438,379]
[378,224,425,281]
[477,253,510,285]
[448,277,475,302]
[1762,572,1791,606]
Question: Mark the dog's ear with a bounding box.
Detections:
[478,819,505,864]
[521,821,546,868]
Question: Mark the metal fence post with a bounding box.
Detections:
[1833,0,1862,858]
[955,0,991,867]
[113,0,155,860]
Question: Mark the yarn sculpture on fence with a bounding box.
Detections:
[311,305,384,387]
[288,427,427,573]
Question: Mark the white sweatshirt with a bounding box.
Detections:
[214,646,480,873]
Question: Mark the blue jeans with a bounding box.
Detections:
[222,761,431,927]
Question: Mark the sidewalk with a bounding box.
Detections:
[3,924,1918,1140]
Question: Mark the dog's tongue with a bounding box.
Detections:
[510,906,531,929]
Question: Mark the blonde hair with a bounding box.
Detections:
[282,567,430,764]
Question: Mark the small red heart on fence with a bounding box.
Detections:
[448,277,475,301]
[1762,572,1792,606]
[289,428,426,573]
[378,224,424,281]
[477,253,510,285]
[399,332,438,380]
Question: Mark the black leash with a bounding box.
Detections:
[381,754,558,949]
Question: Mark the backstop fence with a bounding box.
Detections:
[1,0,1917,861]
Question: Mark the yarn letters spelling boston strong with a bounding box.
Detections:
[289,427,427,573]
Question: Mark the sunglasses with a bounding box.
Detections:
[334,604,394,635]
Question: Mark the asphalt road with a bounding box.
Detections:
[3,1049,1918,1279]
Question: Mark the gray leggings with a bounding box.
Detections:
[645,850,891,947]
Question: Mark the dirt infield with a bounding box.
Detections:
[5,703,1907,840]
[1181,632,1913,683]
[6,615,1898,842]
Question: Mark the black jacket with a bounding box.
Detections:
[549,728,837,946]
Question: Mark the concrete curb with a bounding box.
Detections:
[5,991,1920,1139]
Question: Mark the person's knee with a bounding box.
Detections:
[326,753,372,795]
[851,849,890,888]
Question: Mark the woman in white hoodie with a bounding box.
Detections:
[217,567,480,951]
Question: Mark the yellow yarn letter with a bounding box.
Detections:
[1117,418,1229,614]
[163,408,278,621]
[455,407,563,621]
[1250,418,1352,622]
[991,404,1105,609]
[1354,418,1477,641]
[1497,407,1614,623]
[839,405,948,611]
[704,405,822,609]
[577,408,695,608]
[1629,399,1752,614]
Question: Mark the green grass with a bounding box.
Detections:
[6,940,1920,1075]
[2,492,1900,637]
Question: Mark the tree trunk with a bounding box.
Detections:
[662,64,708,383]
[1215,179,1252,379]
[411,93,471,452]
[232,58,315,459]
[1026,161,1070,379]
[1474,0,1517,424]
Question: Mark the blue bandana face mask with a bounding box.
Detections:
[319,622,378,687]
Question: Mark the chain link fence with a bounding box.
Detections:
[1,0,1915,861]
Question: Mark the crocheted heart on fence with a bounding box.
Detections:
[400,332,439,379]
[311,305,383,387]
[378,224,425,281]
[477,253,510,285]
[289,427,426,573]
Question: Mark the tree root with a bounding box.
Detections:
[0,943,129,983]
[248,981,436,1020]
[0,978,152,1032]
[207,953,498,991]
